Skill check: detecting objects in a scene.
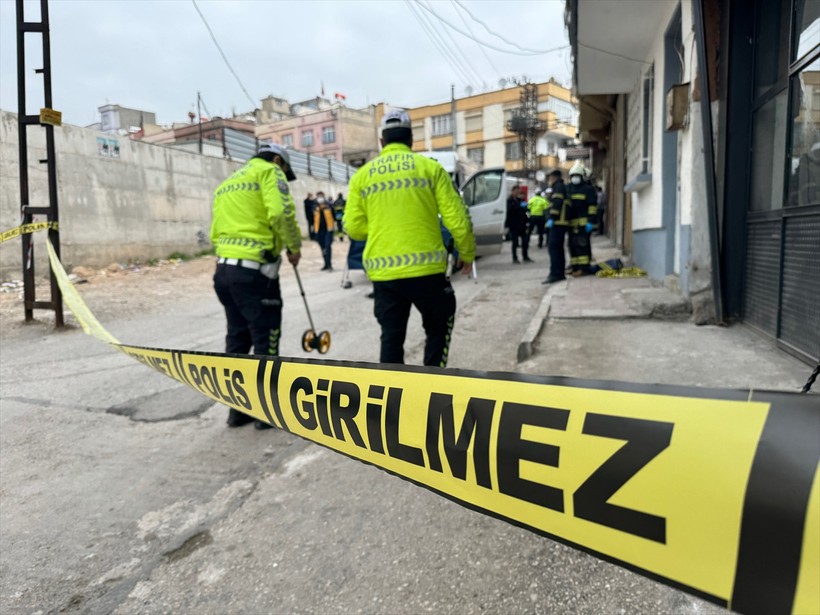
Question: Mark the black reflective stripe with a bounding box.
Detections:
[731,393,820,614]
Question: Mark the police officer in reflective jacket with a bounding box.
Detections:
[210,143,302,428]
[344,109,476,367]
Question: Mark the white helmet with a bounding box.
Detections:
[569,162,588,178]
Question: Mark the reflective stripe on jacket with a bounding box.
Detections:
[343,142,476,282]
[313,204,335,233]
[547,180,570,226]
[567,182,598,227]
[210,157,301,261]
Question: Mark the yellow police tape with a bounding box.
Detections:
[0,220,59,244]
[42,239,818,615]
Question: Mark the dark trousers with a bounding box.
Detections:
[547,225,568,279]
[214,263,282,356]
[510,228,529,262]
[317,231,333,268]
[569,228,593,272]
[373,273,456,367]
[530,215,546,247]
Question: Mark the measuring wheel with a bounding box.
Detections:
[302,329,316,353]
[317,330,331,354]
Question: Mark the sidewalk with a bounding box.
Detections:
[517,236,813,393]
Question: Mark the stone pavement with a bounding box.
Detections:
[517,235,814,394]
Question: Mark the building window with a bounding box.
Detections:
[467,147,484,165]
[625,64,655,185]
[786,58,820,207]
[301,130,314,147]
[282,133,293,147]
[641,64,654,175]
[431,114,452,136]
[465,113,483,133]
[322,126,336,144]
[538,98,578,125]
[505,141,522,161]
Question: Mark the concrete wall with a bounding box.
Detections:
[0,110,348,280]
[620,0,714,310]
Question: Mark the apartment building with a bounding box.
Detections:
[568,0,819,364]
[256,103,380,168]
[378,80,578,176]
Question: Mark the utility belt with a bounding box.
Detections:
[217,255,281,280]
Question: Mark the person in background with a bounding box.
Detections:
[313,191,335,271]
[344,108,475,367]
[333,192,346,241]
[505,185,533,264]
[303,192,317,240]
[596,185,608,236]
[210,142,301,429]
[566,163,597,276]
[527,189,549,248]
[543,169,569,284]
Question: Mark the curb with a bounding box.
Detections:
[517,281,567,362]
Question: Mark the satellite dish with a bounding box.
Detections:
[498,78,507,89]
[465,86,474,96]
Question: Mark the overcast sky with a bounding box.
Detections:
[0,0,571,128]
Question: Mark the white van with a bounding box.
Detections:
[459,168,536,256]
[421,151,480,189]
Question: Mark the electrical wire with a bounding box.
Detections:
[578,42,652,65]
[451,0,500,81]
[414,0,569,56]
[415,1,482,87]
[452,0,564,55]
[199,94,212,121]
[406,1,474,88]
[418,0,485,86]
[191,0,257,109]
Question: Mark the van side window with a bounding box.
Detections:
[462,170,503,207]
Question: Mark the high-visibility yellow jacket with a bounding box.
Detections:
[210,158,301,262]
[344,143,476,282]
[528,195,548,217]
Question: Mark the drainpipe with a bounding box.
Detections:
[693,0,724,324]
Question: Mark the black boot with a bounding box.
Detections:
[227,408,254,428]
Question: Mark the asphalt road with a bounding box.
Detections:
[0,242,729,615]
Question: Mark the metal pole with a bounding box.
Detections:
[40,0,63,326]
[693,0,725,324]
[197,91,203,154]
[451,84,457,152]
[16,0,33,321]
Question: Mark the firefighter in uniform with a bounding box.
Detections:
[210,142,302,428]
[527,189,549,248]
[567,163,598,276]
[543,169,569,284]
[344,109,476,367]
